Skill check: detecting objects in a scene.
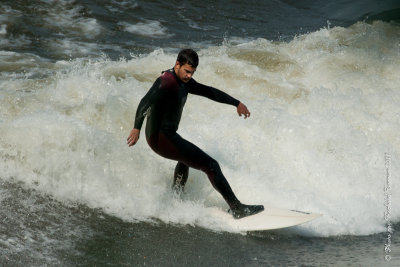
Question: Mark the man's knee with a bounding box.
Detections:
[203,158,222,179]
[208,158,220,173]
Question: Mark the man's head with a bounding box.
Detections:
[177,49,199,68]
[174,49,198,83]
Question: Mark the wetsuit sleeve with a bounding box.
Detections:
[187,79,240,107]
[133,77,164,130]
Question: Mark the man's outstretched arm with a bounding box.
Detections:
[188,79,251,119]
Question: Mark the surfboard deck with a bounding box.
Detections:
[211,206,322,231]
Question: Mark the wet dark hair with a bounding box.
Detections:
[177,49,199,68]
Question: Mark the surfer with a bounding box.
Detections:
[127,49,264,219]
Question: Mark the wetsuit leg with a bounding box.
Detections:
[173,162,189,193]
[147,132,264,219]
[147,132,239,205]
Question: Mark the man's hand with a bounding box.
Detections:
[127,128,140,147]
[237,102,251,119]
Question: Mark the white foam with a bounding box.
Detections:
[0,34,31,48]
[47,39,99,57]
[0,4,22,19]
[107,0,138,12]
[42,0,103,37]
[0,24,6,35]
[1,21,399,236]
[120,21,173,38]
[44,39,123,59]
[177,11,218,31]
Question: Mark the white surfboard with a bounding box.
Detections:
[211,206,322,231]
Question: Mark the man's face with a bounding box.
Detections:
[174,62,196,83]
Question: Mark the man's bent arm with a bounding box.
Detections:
[128,77,165,147]
[133,78,162,130]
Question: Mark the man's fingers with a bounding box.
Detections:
[237,102,250,119]
[127,137,138,147]
[127,129,140,147]
[128,140,135,147]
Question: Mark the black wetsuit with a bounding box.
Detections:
[133,68,263,218]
